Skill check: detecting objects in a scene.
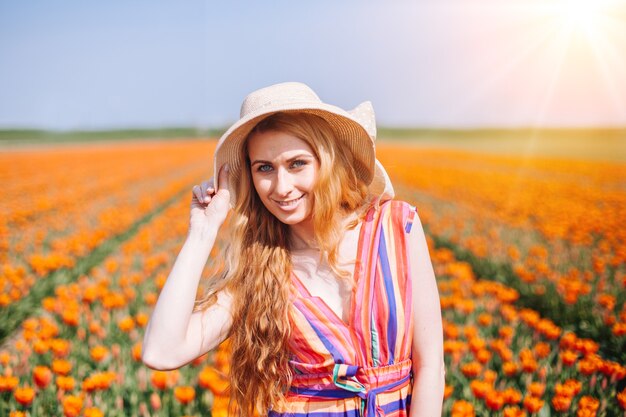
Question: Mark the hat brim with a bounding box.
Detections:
[370,159,395,203]
[214,102,376,208]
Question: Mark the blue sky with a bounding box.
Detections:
[1,0,625,129]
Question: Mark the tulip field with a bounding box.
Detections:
[1,137,625,416]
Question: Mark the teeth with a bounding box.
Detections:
[276,196,302,206]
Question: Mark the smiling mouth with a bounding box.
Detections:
[273,195,304,207]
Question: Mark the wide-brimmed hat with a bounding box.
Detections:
[214,81,389,207]
[347,101,395,203]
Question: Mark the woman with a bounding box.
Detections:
[142,82,445,417]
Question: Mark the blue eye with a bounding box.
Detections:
[257,164,272,172]
[291,160,307,168]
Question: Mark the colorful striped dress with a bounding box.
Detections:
[269,200,417,417]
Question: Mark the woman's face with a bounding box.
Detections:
[247,129,319,227]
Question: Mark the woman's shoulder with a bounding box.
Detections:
[363,197,416,213]
[380,198,417,216]
[367,199,418,233]
[386,199,417,211]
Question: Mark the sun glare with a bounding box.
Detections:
[561,0,597,27]
[548,0,618,34]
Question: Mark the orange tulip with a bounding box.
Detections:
[118,316,135,332]
[451,399,475,417]
[62,395,83,417]
[33,340,49,355]
[144,292,157,305]
[174,386,196,405]
[564,379,582,396]
[84,407,104,417]
[192,353,208,366]
[498,325,514,339]
[49,339,71,358]
[475,348,492,364]
[551,395,572,412]
[470,380,490,399]
[0,352,12,366]
[14,386,35,407]
[501,387,522,405]
[533,342,551,359]
[503,406,526,417]
[135,312,149,327]
[132,343,142,361]
[521,357,538,373]
[528,382,546,398]
[503,361,518,377]
[523,395,544,413]
[89,346,108,362]
[151,371,168,390]
[0,375,19,392]
[612,322,626,337]
[576,409,597,417]
[477,313,492,326]
[577,395,599,413]
[198,367,230,395]
[52,359,72,375]
[33,366,52,389]
[61,309,80,327]
[485,390,504,411]
[483,370,497,384]
[617,387,626,410]
[82,371,116,392]
[150,369,179,390]
[56,375,75,391]
[460,361,481,378]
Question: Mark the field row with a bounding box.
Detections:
[430,244,626,416]
[0,141,216,310]
[378,145,626,361]
[0,175,624,416]
[1,193,223,417]
[1,139,624,416]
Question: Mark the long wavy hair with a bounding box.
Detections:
[194,112,373,417]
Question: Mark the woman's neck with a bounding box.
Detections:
[288,211,359,251]
[289,219,318,251]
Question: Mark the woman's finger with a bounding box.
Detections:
[216,164,229,193]
[192,185,203,203]
[201,179,215,202]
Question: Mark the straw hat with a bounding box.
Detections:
[347,101,395,202]
[213,81,391,207]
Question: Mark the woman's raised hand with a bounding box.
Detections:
[189,164,231,230]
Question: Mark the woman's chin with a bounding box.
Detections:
[265,197,312,225]
[272,212,307,226]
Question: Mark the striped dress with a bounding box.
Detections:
[270,200,417,417]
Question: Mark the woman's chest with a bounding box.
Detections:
[291,262,354,322]
[290,223,361,323]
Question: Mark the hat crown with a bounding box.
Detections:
[349,101,376,140]
[240,82,322,118]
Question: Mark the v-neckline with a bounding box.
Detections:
[291,209,370,329]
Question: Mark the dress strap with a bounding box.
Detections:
[404,203,417,233]
[377,200,418,234]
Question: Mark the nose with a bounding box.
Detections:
[274,167,294,197]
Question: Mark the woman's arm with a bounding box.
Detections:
[141,228,234,370]
[142,166,234,370]
[407,210,446,417]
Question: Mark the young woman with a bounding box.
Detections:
[142,82,445,417]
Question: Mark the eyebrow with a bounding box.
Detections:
[250,153,315,167]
